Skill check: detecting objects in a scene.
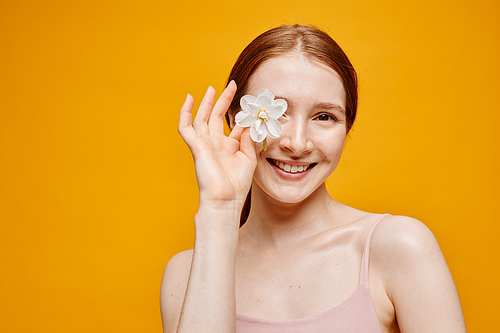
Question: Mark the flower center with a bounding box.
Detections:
[257,109,269,121]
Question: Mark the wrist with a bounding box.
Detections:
[194,204,242,233]
[198,196,245,213]
[198,188,249,210]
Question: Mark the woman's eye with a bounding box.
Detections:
[317,114,337,121]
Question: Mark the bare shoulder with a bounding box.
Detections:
[370,215,440,258]
[161,249,193,292]
[160,249,193,333]
[369,215,466,332]
[369,214,445,283]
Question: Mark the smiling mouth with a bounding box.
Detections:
[267,159,317,174]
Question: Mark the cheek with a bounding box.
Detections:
[315,132,346,160]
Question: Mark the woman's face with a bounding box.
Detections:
[245,54,348,204]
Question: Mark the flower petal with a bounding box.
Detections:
[246,103,261,116]
[257,89,275,101]
[235,111,255,127]
[239,88,285,143]
[240,95,258,114]
[257,95,271,108]
[250,125,267,142]
[253,119,263,133]
[272,99,287,110]
[266,104,287,119]
[265,119,282,138]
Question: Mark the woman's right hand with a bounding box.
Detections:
[178,81,257,211]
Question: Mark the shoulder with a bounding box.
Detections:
[368,215,466,331]
[369,215,444,278]
[163,249,194,277]
[161,249,193,296]
[370,214,439,258]
[160,250,193,332]
[370,216,455,302]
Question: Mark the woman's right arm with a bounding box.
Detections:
[160,206,241,333]
[160,81,256,333]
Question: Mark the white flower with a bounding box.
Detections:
[235,89,287,144]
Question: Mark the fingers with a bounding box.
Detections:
[178,93,197,145]
[179,81,237,149]
[230,125,257,165]
[228,123,244,141]
[229,123,257,153]
[192,86,216,136]
[209,80,237,135]
[239,127,257,165]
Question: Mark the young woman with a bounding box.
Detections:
[160,24,466,333]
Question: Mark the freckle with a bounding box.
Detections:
[431,252,433,254]
[290,285,292,288]
[170,294,173,296]
[299,286,301,288]
[257,300,259,302]
[335,264,338,266]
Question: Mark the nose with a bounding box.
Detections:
[278,118,314,155]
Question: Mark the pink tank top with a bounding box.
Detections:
[235,214,389,333]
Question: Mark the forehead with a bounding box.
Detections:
[247,55,346,109]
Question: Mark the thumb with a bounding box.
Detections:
[239,127,257,165]
[229,124,244,142]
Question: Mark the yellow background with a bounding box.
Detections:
[1,0,498,332]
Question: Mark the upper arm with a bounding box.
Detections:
[160,249,193,333]
[371,216,466,332]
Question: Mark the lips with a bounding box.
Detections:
[267,158,316,174]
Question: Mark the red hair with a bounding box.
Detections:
[224,24,358,226]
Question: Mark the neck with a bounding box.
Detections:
[240,183,344,247]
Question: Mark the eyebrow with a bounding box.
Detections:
[275,96,345,114]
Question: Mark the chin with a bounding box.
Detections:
[252,180,324,206]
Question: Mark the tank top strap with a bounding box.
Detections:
[359,213,390,284]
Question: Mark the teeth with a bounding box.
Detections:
[272,159,310,173]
